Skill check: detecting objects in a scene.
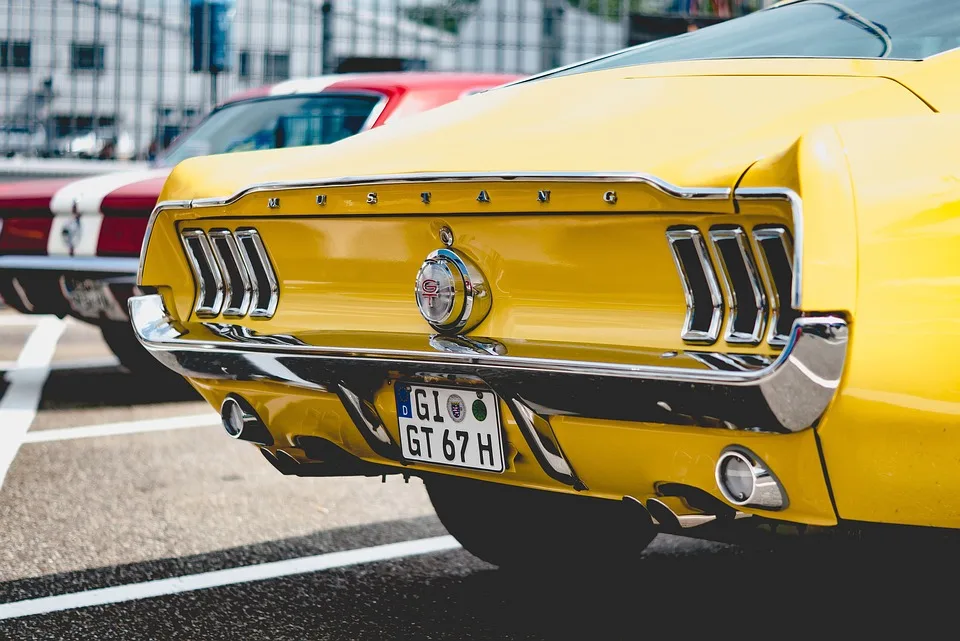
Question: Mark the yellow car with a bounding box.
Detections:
[132,0,960,567]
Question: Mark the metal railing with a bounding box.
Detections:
[0,0,771,161]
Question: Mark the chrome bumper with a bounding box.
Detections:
[130,294,848,488]
[0,257,139,321]
[0,256,140,274]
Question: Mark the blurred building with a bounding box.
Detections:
[0,0,771,159]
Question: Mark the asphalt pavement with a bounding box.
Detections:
[0,309,951,639]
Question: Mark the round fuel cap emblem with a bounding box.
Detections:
[414,248,491,334]
[416,261,457,325]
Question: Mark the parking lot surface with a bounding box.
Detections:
[0,309,950,639]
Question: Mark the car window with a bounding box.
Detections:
[158,93,383,167]
[533,0,960,82]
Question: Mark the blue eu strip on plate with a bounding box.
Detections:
[396,385,412,420]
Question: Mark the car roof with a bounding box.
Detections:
[221,72,522,106]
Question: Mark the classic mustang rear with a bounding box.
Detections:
[132,1,960,564]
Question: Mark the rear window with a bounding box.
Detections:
[533,0,960,82]
[158,93,382,167]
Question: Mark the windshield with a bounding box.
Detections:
[157,93,383,167]
[538,0,960,81]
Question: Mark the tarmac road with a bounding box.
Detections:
[0,310,950,639]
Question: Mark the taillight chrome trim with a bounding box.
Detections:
[179,228,278,320]
[180,229,224,318]
[208,228,253,318]
[235,228,279,319]
[667,226,724,344]
[753,226,796,348]
[709,226,767,346]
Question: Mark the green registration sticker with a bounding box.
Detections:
[472,399,487,421]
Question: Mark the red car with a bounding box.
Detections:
[0,72,520,373]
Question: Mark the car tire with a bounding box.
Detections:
[424,475,655,573]
[99,321,177,379]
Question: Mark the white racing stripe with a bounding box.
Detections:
[268,74,357,95]
[0,535,461,620]
[46,168,169,257]
[0,317,66,488]
[22,413,220,443]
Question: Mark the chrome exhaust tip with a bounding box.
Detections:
[715,446,787,510]
[646,498,681,531]
[259,447,302,475]
[220,394,274,446]
[645,497,718,531]
[275,449,301,468]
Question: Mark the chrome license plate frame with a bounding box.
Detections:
[395,382,505,473]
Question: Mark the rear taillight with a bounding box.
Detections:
[97,217,149,256]
[0,217,52,254]
[180,227,278,319]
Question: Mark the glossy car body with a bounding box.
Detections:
[133,1,960,553]
[0,72,519,371]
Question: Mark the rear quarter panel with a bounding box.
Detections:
[816,114,960,528]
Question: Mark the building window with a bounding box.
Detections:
[238,51,251,78]
[71,43,105,71]
[0,41,31,69]
[262,52,290,83]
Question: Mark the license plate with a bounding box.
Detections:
[60,278,126,321]
[395,383,504,473]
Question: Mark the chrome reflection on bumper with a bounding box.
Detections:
[130,294,847,482]
[0,255,140,274]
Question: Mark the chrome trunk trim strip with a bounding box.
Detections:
[130,294,848,439]
[137,172,734,285]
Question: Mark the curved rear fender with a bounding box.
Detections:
[737,124,858,316]
[814,113,960,527]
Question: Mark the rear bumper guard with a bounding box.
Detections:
[130,294,848,489]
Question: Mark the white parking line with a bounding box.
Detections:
[0,317,66,488]
[22,413,221,443]
[1,357,121,373]
[0,314,52,328]
[0,535,462,620]
[49,356,120,371]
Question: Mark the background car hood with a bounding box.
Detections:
[161,59,935,201]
